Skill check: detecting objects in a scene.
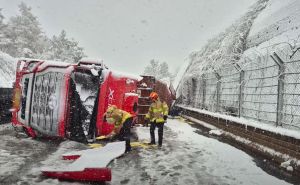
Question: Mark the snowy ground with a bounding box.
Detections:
[0,118,295,185]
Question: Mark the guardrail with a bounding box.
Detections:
[0,88,13,123]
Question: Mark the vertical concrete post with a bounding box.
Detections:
[239,70,245,117]
[215,72,221,112]
[235,64,244,118]
[270,52,285,126]
[191,78,197,107]
[202,74,206,109]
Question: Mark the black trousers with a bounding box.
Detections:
[150,121,164,145]
[118,117,132,152]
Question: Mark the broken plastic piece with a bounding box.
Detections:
[43,168,111,182]
[42,141,125,182]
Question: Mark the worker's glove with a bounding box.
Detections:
[163,115,168,121]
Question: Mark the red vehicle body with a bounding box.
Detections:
[12,59,139,142]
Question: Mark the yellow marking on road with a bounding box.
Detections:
[96,136,107,140]
[88,143,103,148]
[131,141,157,149]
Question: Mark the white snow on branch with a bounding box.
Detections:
[0,52,17,88]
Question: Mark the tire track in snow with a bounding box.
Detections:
[0,124,60,184]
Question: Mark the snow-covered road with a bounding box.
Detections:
[0,118,293,185]
[110,118,291,185]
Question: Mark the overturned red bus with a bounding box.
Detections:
[11,59,175,142]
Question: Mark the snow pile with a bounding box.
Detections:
[0,51,17,88]
[280,160,294,172]
[209,129,223,136]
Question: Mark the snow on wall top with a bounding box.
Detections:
[247,0,300,48]
[179,105,300,140]
[0,52,17,88]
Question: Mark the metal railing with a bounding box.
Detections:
[180,44,300,130]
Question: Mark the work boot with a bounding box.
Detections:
[125,147,131,153]
[147,141,156,145]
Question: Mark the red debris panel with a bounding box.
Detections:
[42,168,112,182]
[42,141,125,182]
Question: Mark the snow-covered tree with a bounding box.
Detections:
[178,0,269,87]
[6,2,45,57]
[144,59,160,78]
[0,3,85,62]
[159,62,171,79]
[0,9,11,53]
[46,30,85,63]
[143,59,173,80]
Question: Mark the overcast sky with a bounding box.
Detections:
[1,0,256,75]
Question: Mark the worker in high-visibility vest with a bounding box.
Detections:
[104,105,133,152]
[145,92,169,147]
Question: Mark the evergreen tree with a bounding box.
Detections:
[143,59,172,80]
[46,30,85,63]
[0,2,85,62]
[0,9,11,53]
[158,62,171,80]
[144,59,160,78]
[6,2,45,57]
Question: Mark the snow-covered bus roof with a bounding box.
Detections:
[112,70,143,81]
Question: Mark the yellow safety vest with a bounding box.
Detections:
[107,109,132,129]
[145,99,169,123]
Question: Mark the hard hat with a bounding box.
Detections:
[149,92,158,100]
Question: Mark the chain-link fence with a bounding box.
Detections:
[179,44,300,130]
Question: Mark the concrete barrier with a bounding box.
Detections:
[0,88,13,123]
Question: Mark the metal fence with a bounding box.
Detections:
[180,44,300,130]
